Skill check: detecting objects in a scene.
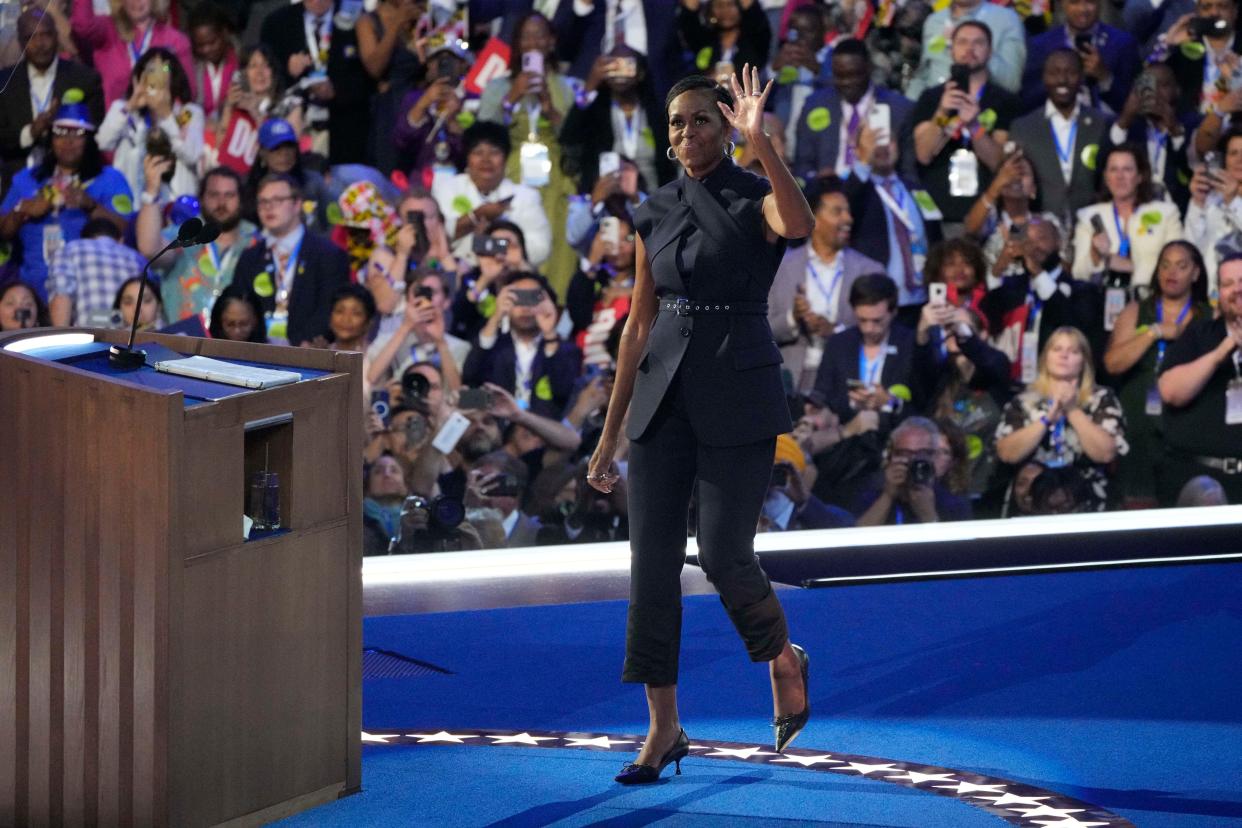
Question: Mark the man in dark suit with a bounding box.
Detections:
[1162,0,1242,114]
[231,173,349,345]
[259,0,374,164]
[1020,0,1141,115]
[793,39,916,184]
[769,176,885,393]
[813,274,938,440]
[0,9,103,191]
[842,120,941,322]
[1012,48,1112,221]
[462,272,583,421]
[552,0,687,103]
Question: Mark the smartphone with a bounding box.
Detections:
[610,56,637,78]
[471,234,511,258]
[949,62,971,92]
[929,282,948,306]
[487,474,522,498]
[1090,214,1107,237]
[1204,151,1220,170]
[598,150,621,178]
[433,54,458,82]
[867,103,892,145]
[1009,222,1026,242]
[771,464,790,488]
[457,387,492,410]
[413,285,435,301]
[405,210,430,260]
[1074,32,1093,52]
[145,128,175,183]
[521,50,544,76]
[1189,16,1228,38]
[431,410,471,454]
[370,389,391,426]
[511,287,544,306]
[846,378,868,390]
[599,216,621,249]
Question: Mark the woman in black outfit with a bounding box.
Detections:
[587,67,815,784]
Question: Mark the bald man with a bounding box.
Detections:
[0,9,103,188]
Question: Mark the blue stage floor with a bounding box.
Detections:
[277,561,1242,827]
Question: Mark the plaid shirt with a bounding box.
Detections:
[47,237,147,321]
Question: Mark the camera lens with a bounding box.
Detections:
[431,496,465,529]
[402,371,431,399]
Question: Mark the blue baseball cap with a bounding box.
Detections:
[167,194,201,226]
[53,101,96,132]
[258,119,297,150]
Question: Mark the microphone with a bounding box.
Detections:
[108,217,213,369]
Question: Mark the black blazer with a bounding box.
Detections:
[628,162,792,447]
[260,1,374,164]
[461,332,583,420]
[813,323,936,428]
[231,229,350,346]
[559,85,675,192]
[842,172,942,278]
[552,0,687,101]
[0,58,104,187]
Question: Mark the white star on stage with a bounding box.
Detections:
[976,793,1051,807]
[840,762,899,775]
[360,731,396,743]
[1013,805,1086,818]
[1029,819,1110,828]
[562,736,635,748]
[700,746,778,759]
[487,732,559,745]
[935,781,1008,795]
[771,754,839,767]
[885,771,958,785]
[406,731,477,743]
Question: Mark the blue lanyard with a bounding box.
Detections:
[1027,291,1044,331]
[1147,126,1167,178]
[269,234,304,297]
[1154,298,1192,366]
[129,24,153,66]
[1051,119,1077,167]
[30,81,54,116]
[1112,204,1131,259]
[858,346,884,385]
[806,257,844,307]
[893,505,905,525]
[1048,416,1068,466]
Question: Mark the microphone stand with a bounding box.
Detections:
[108,218,205,369]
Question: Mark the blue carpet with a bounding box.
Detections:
[276,562,1242,827]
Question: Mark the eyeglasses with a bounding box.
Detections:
[256,194,296,208]
[51,127,87,137]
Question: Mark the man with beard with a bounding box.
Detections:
[137,165,256,322]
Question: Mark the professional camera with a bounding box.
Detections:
[402,370,431,400]
[388,493,467,553]
[909,457,934,487]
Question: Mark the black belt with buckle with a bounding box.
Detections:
[658,297,768,316]
[1191,454,1242,474]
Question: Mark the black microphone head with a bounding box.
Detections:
[195,221,222,245]
[176,217,204,246]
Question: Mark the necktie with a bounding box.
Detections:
[845,106,861,167]
[881,178,919,291]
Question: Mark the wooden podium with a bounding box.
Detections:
[0,328,362,827]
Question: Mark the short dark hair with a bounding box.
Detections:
[664,74,733,125]
[208,284,268,342]
[126,47,194,105]
[1217,250,1242,272]
[831,38,870,63]
[81,217,122,240]
[112,276,163,312]
[201,165,243,196]
[257,172,302,200]
[848,273,899,310]
[187,2,235,33]
[1217,123,1242,155]
[485,219,527,258]
[1043,47,1083,74]
[803,175,847,212]
[330,283,377,323]
[953,19,993,47]
[463,121,511,158]
[0,280,51,328]
[474,449,529,491]
[502,270,559,306]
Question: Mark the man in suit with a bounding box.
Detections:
[0,9,103,191]
[231,173,349,345]
[842,121,941,322]
[813,274,938,440]
[1021,0,1141,115]
[465,450,543,548]
[793,39,916,184]
[1104,62,1198,211]
[259,0,373,164]
[462,271,583,421]
[768,4,833,163]
[770,176,885,393]
[1012,48,1113,222]
[552,0,686,103]
[1162,0,1242,114]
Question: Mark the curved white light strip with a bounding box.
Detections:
[2,332,96,353]
[362,505,1242,587]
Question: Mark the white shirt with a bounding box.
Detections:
[431,173,552,265]
[804,247,845,323]
[264,223,306,304]
[835,89,874,177]
[575,0,648,56]
[1044,99,1080,185]
[95,99,206,199]
[513,334,539,408]
[21,58,59,150]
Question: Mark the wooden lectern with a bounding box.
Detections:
[0,328,362,827]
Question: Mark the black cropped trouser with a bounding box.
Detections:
[622,375,788,686]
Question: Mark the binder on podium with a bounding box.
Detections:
[0,328,363,827]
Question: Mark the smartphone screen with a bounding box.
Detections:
[521,50,544,76]
[929,282,948,306]
[598,151,621,178]
[867,103,892,145]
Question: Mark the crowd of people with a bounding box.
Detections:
[3,0,1242,553]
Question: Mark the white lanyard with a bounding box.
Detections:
[613,104,639,159]
[873,178,915,232]
[204,62,225,111]
[128,24,154,67]
[29,71,55,115]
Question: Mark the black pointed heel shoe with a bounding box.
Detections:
[773,643,810,753]
[614,728,690,784]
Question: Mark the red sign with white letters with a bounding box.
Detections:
[464,37,512,97]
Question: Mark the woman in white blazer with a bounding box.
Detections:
[1072,144,1183,290]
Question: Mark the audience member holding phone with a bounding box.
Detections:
[449,220,533,342]
[963,148,1040,285]
[368,268,469,392]
[1186,125,1242,294]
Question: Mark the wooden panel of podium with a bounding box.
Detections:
[0,328,363,826]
